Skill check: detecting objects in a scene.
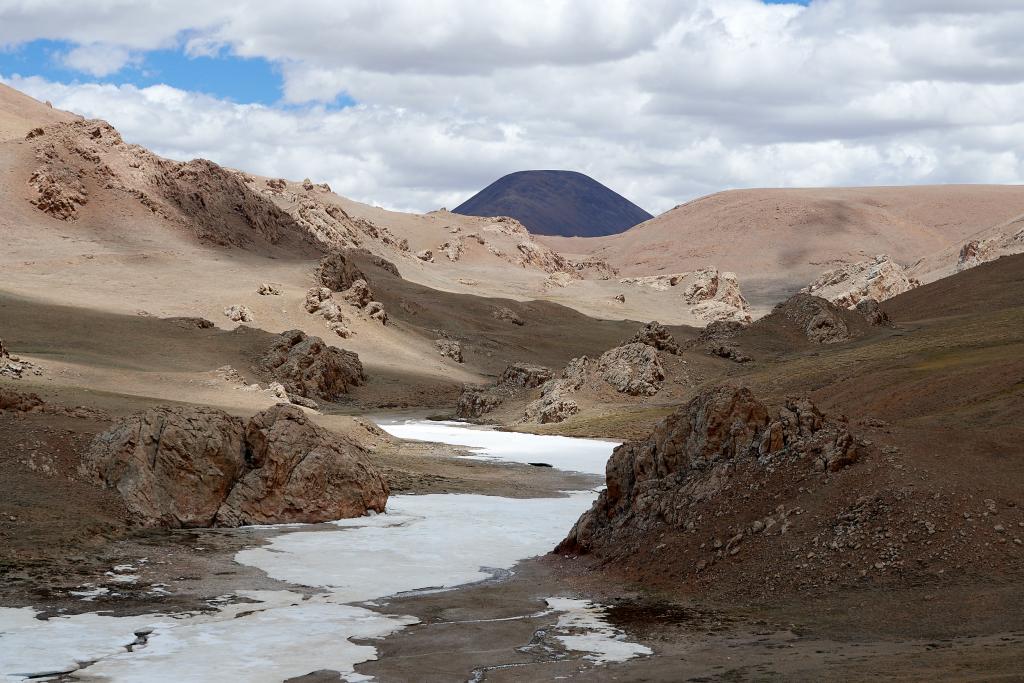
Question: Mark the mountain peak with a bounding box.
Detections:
[452,170,652,237]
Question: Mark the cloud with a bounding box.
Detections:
[59,43,137,76]
[1,0,1024,215]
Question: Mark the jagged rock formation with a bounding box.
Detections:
[558,386,861,554]
[627,321,681,354]
[803,255,920,308]
[81,404,388,528]
[597,343,665,396]
[260,330,364,401]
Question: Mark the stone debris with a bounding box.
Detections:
[257,283,282,295]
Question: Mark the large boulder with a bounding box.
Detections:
[261,330,365,400]
[597,343,665,396]
[81,407,247,528]
[558,386,861,553]
[81,405,388,528]
[456,387,504,419]
[217,405,388,526]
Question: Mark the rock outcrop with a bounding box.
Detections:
[855,298,893,327]
[454,362,554,419]
[803,255,920,308]
[216,405,389,526]
[499,363,553,388]
[260,330,364,401]
[627,321,681,354]
[456,388,504,419]
[257,283,282,295]
[81,404,388,528]
[558,386,861,554]
[773,294,854,345]
[223,304,254,323]
[696,320,750,362]
[493,306,524,326]
[522,357,588,424]
[620,268,751,323]
[597,343,665,396]
[435,339,463,363]
[956,227,1024,272]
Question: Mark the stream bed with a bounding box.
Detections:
[0,419,648,681]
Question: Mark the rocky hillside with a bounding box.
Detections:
[453,170,652,237]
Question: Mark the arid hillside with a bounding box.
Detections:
[541,185,1024,304]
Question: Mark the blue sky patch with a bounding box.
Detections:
[0,38,355,107]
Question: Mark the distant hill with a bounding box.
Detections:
[452,170,653,237]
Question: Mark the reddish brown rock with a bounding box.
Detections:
[82,405,388,528]
[216,405,388,526]
[81,407,247,528]
[558,386,861,553]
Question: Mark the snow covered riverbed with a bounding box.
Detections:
[0,420,644,682]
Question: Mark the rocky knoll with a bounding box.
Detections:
[261,330,365,400]
[627,321,681,354]
[557,386,861,555]
[760,293,870,345]
[82,404,388,528]
[620,268,751,323]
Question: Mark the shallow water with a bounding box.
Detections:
[0,420,635,682]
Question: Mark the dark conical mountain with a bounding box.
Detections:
[452,170,653,237]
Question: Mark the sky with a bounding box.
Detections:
[1,0,1021,215]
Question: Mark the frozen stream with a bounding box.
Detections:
[0,420,647,682]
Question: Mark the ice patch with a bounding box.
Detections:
[0,592,415,682]
[237,492,598,598]
[378,419,618,475]
[546,597,652,664]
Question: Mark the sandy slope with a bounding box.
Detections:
[0,83,79,141]
[540,185,1024,302]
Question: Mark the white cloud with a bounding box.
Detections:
[59,43,137,76]
[2,0,1024,214]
